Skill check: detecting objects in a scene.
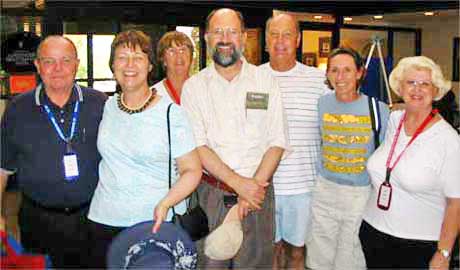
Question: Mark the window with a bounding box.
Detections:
[64,34,115,92]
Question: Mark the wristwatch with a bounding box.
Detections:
[437,248,450,259]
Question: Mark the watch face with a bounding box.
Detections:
[439,249,450,258]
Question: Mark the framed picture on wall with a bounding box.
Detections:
[319,37,331,58]
[453,37,459,82]
[303,53,317,67]
[243,28,262,65]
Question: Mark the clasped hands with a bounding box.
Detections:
[232,176,269,220]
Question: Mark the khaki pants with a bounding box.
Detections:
[306,175,369,270]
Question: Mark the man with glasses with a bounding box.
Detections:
[0,35,106,268]
[182,8,289,269]
[260,14,329,270]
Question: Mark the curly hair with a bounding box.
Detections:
[389,56,451,101]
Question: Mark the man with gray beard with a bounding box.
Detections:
[182,8,290,269]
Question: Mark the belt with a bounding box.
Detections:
[202,172,236,194]
[23,196,90,215]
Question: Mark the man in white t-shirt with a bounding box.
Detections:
[260,13,329,270]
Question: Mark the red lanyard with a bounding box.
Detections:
[164,79,181,105]
[385,109,438,182]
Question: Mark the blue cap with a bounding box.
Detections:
[107,221,197,269]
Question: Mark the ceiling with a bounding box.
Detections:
[2,1,459,14]
[1,0,458,25]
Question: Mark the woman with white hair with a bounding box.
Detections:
[360,56,460,269]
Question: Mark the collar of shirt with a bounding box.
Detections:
[34,83,84,107]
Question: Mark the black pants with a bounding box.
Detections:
[87,219,125,269]
[359,220,459,269]
[19,197,91,269]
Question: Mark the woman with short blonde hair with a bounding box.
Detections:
[361,55,460,269]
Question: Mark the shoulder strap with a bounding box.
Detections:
[368,95,381,149]
[166,103,176,216]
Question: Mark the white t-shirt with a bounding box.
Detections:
[261,62,328,195]
[364,110,460,241]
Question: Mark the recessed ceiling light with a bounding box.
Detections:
[373,15,383,19]
[314,15,323,19]
[344,17,353,22]
[424,11,435,16]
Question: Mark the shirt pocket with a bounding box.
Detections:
[245,108,268,138]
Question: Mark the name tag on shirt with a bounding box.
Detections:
[63,153,79,181]
[246,92,268,110]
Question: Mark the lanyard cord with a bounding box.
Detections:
[385,109,438,182]
[164,79,181,105]
[43,100,80,144]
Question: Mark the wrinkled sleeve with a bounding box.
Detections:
[181,80,208,147]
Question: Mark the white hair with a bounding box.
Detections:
[389,56,451,101]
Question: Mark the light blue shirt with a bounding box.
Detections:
[88,95,196,227]
[317,93,389,186]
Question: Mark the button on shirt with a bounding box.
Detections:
[182,59,290,177]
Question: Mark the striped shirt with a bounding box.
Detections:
[261,62,329,195]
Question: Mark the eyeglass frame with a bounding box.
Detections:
[164,46,191,57]
[403,80,434,90]
[207,27,242,39]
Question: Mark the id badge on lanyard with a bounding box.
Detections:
[43,99,81,182]
[377,170,392,210]
[63,143,79,181]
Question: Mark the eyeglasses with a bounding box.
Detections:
[404,80,433,90]
[165,46,189,56]
[38,57,77,67]
[208,28,241,39]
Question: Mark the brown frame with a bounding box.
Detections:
[303,52,317,67]
[319,37,332,58]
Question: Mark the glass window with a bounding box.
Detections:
[64,34,88,80]
[301,30,333,70]
[93,35,114,79]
